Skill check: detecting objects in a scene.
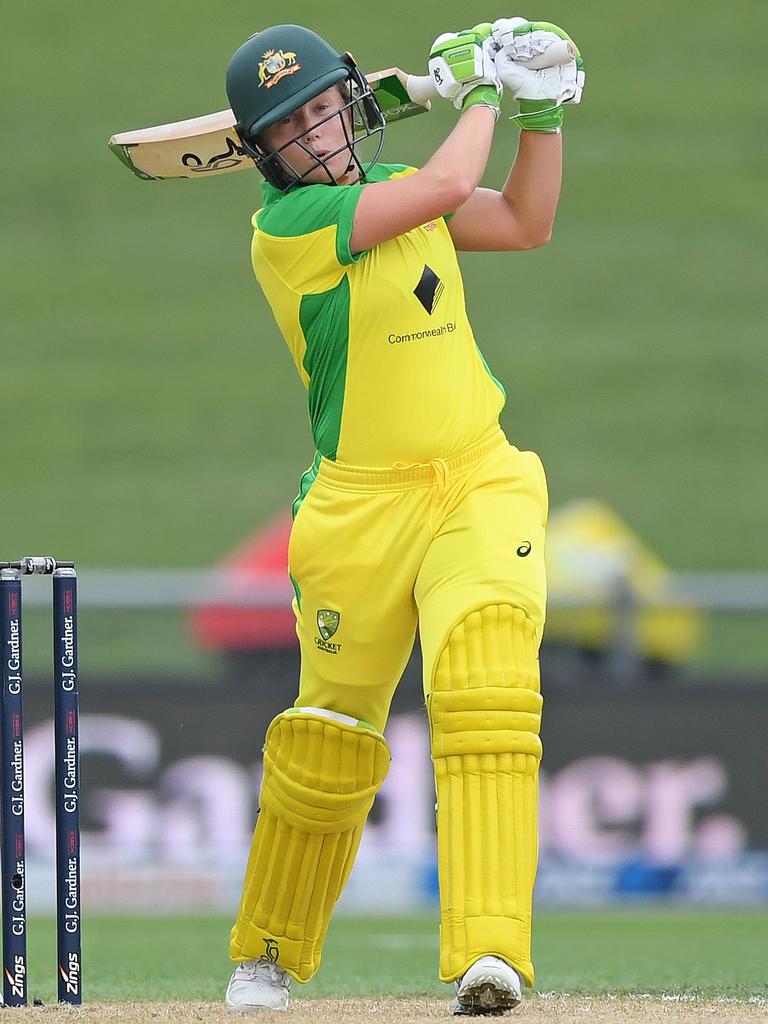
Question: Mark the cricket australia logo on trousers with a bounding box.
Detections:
[315,609,341,654]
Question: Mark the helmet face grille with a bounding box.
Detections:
[241,65,385,191]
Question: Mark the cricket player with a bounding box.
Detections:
[223,20,585,1015]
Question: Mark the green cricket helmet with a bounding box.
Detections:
[226,25,385,191]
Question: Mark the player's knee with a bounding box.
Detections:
[295,685,390,735]
[429,604,543,762]
[434,604,540,692]
[261,708,391,832]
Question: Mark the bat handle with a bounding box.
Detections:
[405,74,438,105]
[520,38,576,70]
[405,39,576,106]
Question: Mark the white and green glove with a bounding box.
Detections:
[491,19,585,132]
[428,24,502,119]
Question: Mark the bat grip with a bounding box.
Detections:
[405,38,575,105]
[405,74,439,105]
[519,38,576,70]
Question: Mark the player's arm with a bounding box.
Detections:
[350,107,495,254]
[448,18,584,252]
[350,27,502,255]
[447,130,562,252]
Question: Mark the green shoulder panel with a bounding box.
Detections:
[256,181,365,266]
[256,164,417,261]
[365,162,414,180]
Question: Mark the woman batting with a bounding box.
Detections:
[223,19,584,1015]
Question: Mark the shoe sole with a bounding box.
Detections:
[451,973,521,1016]
[226,999,289,1013]
[225,987,289,1012]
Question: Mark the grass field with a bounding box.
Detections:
[22,911,768,1006]
[3,0,768,572]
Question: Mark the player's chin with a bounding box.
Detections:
[306,150,357,186]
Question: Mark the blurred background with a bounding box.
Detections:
[3,0,768,924]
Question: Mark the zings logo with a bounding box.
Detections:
[59,952,81,997]
[258,49,301,88]
[413,265,444,314]
[5,956,25,999]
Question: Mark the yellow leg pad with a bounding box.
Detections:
[230,709,390,982]
[430,605,542,987]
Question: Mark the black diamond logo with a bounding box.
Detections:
[413,265,444,315]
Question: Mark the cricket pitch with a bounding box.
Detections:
[9,998,766,1023]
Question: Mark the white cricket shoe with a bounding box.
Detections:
[450,955,522,1015]
[225,958,291,1012]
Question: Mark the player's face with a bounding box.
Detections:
[262,86,359,185]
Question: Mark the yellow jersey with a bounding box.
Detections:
[251,163,505,467]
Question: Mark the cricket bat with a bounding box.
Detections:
[108,40,575,182]
[108,69,429,181]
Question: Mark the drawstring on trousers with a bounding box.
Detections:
[394,457,450,533]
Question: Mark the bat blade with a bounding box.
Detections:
[108,110,250,181]
[108,70,429,182]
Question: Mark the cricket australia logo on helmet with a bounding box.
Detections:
[317,609,340,641]
[258,48,301,89]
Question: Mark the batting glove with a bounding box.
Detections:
[492,20,585,132]
[428,24,502,119]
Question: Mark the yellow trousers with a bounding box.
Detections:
[289,425,547,725]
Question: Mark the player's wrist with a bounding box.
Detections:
[461,84,501,120]
[512,98,564,133]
